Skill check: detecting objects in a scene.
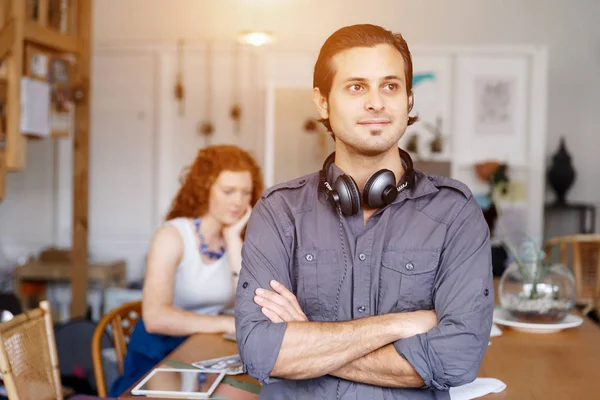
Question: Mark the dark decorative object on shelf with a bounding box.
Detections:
[424,117,444,153]
[174,39,185,116]
[230,104,241,121]
[547,137,576,205]
[198,121,214,136]
[406,133,418,153]
[430,134,443,153]
[230,42,242,134]
[304,118,318,132]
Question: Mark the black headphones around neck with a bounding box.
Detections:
[319,148,416,216]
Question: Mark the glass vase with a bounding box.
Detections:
[498,262,576,323]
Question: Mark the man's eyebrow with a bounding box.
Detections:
[382,75,404,82]
[343,77,368,83]
[343,75,404,83]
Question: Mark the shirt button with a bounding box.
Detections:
[242,282,249,289]
[305,254,314,262]
[358,253,366,261]
[405,263,414,271]
[358,306,366,313]
[484,288,489,297]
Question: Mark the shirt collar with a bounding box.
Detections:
[396,169,439,202]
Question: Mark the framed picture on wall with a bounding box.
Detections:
[474,75,517,135]
[50,57,70,84]
[25,45,51,81]
[452,55,529,167]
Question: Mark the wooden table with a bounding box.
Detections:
[478,278,600,398]
[120,279,600,399]
[119,334,258,400]
[120,319,600,400]
[13,259,127,311]
[480,316,600,398]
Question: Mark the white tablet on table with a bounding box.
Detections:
[131,368,225,398]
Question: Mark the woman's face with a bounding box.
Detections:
[207,170,253,226]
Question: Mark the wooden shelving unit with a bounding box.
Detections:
[0,0,92,319]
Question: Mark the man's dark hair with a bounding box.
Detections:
[313,24,418,132]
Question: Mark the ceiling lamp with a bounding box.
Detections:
[237,31,275,47]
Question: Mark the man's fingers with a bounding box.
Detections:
[257,287,296,311]
[269,280,304,314]
[261,307,284,323]
[254,295,294,321]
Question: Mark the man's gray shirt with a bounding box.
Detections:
[235,164,494,399]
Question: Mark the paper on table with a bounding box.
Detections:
[449,377,507,400]
[490,323,503,337]
[192,354,243,375]
[488,323,502,346]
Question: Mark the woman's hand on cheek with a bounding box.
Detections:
[223,205,252,243]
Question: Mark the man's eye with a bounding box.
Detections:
[348,84,364,92]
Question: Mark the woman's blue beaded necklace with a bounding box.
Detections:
[193,218,225,260]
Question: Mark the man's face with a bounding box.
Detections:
[314,44,411,156]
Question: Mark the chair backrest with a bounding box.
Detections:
[0,300,63,400]
[91,300,141,397]
[545,234,600,314]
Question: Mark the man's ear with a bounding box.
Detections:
[408,91,414,113]
[312,88,329,119]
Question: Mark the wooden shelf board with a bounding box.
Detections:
[24,22,82,54]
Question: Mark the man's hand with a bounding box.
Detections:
[254,280,308,322]
[254,280,437,337]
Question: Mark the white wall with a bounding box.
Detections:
[1,0,598,279]
[91,0,600,205]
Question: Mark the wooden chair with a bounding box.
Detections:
[545,234,600,315]
[0,300,63,400]
[91,300,142,397]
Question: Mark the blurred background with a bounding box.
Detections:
[0,0,598,333]
[0,1,599,397]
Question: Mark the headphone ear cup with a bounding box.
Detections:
[335,174,361,216]
[326,190,339,210]
[363,169,397,209]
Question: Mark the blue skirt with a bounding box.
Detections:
[108,318,188,397]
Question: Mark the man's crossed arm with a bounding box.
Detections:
[253,280,436,388]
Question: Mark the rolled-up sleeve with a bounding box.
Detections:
[394,196,494,390]
[234,196,293,384]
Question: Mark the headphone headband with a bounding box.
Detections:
[320,148,415,193]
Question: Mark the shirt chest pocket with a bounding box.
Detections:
[378,249,440,314]
[296,248,339,319]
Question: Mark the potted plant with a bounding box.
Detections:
[497,232,576,323]
[487,169,577,324]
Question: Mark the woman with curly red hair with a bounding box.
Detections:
[109,145,263,396]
